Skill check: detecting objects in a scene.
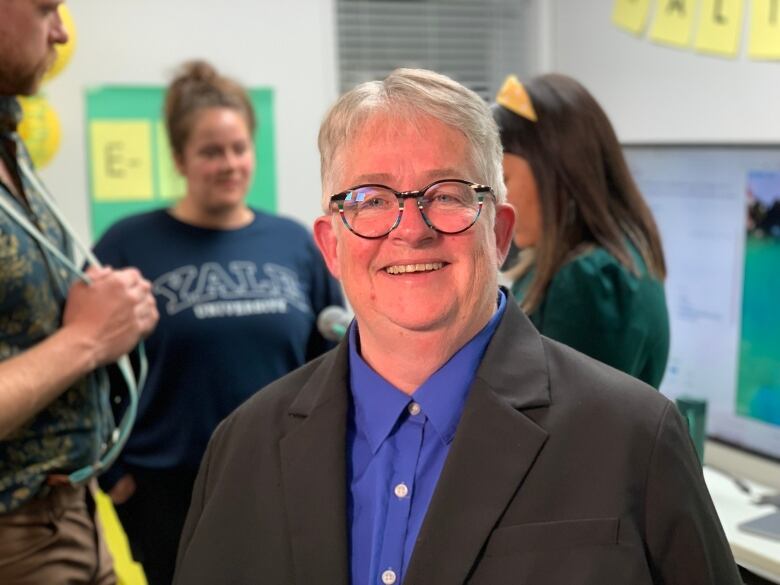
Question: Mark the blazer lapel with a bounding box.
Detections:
[279,344,351,585]
[404,301,552,585]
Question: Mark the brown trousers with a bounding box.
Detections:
[0,481,115,585]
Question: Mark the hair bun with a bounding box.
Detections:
[175,60,218,85]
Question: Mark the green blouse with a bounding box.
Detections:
[511,245,670,389]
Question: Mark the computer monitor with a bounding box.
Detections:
[623,144,780,462]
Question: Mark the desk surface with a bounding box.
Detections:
[704,467,780,583]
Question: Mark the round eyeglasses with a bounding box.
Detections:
[329,179,495,239]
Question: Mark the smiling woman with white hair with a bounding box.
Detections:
[173,68,740,585]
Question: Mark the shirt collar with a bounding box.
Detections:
[348,289,507,453]
[0,96,21,136]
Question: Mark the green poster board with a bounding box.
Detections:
[86,86,276,240]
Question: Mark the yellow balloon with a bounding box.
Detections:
[17,95,62,168]
[43,4,77,82]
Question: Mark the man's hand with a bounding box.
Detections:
[62,267,159,368]
[0,266,159,439]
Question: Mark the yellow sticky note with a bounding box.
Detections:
[156,122,185,200]
[612,0,652,35]
[695,0,745,57]
[749,0,780,59]
[91,121,154,201]
[650,0,697,47]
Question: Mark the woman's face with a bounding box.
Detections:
[503,153,542,248]
[176,107,255,217]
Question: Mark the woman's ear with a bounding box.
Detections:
[493,203,517,267]
[313,216,342,280]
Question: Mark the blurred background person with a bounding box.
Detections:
[92,60,343,585]
[493,73,669,389]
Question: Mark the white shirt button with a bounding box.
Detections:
[408,402,421,416]
[381,569,397,584]
[394,482,409,498]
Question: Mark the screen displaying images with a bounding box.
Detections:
[624,145,780,461]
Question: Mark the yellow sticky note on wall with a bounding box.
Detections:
[612,0,652,34]
[156,122,186,200]
[650,0,697,47]
[695,0,745,57]
[749,0,780,59]
[90,121,154,202]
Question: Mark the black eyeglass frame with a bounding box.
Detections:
[329,178,495,240]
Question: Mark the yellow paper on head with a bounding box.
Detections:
[695,0,745,57]
[749,0,780,59]
[90,120,154,201]
[496,75,537,122]
[612,0,652,35]
[649,0,696,47]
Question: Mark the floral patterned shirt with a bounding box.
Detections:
[0,104,112,513]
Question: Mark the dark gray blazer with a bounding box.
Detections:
[174,299,741,585]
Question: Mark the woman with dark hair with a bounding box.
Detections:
[493,73,669,388]
[92,60,342,585]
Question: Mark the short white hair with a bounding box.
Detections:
[318,68,506,212]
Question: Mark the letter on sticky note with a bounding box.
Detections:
[749,0,780,59]
[612,0,652,34]
[650,0,696,47]
[695,0,745,57]
[91,121,154,201]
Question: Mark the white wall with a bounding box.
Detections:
[40,0,338,244]
[548,0,780,143]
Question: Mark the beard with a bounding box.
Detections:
[0,49,56,96]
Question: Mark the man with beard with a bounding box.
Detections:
[0,2,158,583]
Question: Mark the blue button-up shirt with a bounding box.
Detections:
[347,291,506,585]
